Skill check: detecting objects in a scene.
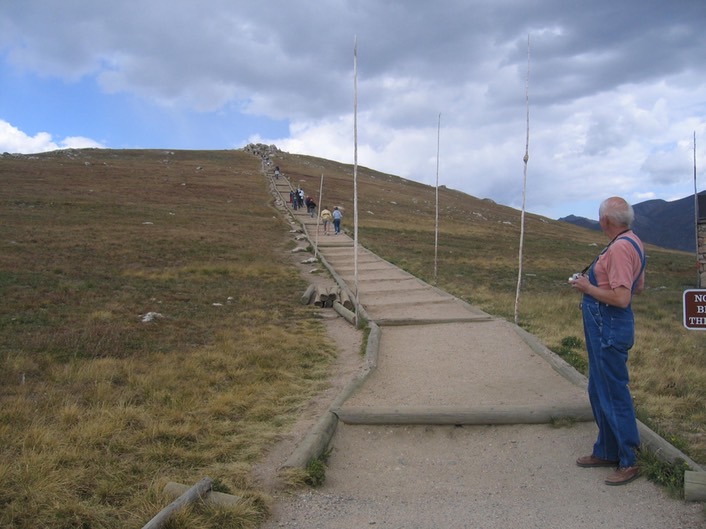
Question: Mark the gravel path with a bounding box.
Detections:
[264,423,704,529]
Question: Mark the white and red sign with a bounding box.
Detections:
[683,289,706,330]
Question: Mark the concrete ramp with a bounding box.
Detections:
[340,320,589,416]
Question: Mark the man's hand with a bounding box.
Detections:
[570,275,632,308]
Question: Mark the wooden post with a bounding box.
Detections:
[684,470,706,502]
[282,322,380,470]
[300,284,316,305]
[338,289,354,311]
[163,482,240,507]
[318,288,337,308]
[317,289,329,307]
[333,300,356,325]
[694,133,701,288]
[142,477,213,529]
[283,410,339,469]
[514,34,531,326]
[434,112,441,284]
[333,404,594,425]
[698,222,706,288]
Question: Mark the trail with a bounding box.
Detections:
[258,164,705,529]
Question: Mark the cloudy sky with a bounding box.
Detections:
[1,1,705,220]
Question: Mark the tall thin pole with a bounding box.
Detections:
[514,35,530,325]
[694,131,700,288]
[434,113,441,284]
[353,36,360,325]
[315,172,324,258]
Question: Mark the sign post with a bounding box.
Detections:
[683,289,706,330]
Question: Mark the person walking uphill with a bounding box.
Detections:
[320,206,333,235]
[569,196,646,486]
[332,206,342,235]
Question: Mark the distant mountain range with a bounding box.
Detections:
[559,191,706,253]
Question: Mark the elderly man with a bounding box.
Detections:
[569,196,646,486]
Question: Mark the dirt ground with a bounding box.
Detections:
[250,241,365,494]
[255,314,705,529]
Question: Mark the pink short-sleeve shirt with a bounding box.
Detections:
[593,232,645,293]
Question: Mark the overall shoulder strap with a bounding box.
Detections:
[617,236,646,291]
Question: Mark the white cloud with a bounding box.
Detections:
[635,192,657,201]
[0,120,56,153]
[0,120,103,154]
[61,136,105,150]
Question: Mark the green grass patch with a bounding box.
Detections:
[638,451,691,498]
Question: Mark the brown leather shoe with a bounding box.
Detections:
[605,466,640,486]
[576,455,619,468]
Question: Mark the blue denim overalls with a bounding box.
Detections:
[581,237,646,468]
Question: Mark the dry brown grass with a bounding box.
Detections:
[0,149,335,528]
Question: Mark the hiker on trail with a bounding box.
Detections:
[298,189,305,209]
[569,196,646,487]
[320,206,333,235]
[332,206,342,235]
[274,166,281,179]
[290,190,298,210]
[305,196,317,217]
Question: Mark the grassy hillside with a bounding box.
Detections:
[0,147,703,528]
[0,149,336,528]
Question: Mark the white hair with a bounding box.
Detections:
[599,197,634,227]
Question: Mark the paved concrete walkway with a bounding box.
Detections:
[264,171,704,529]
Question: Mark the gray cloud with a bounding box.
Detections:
[1,0,705,218]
